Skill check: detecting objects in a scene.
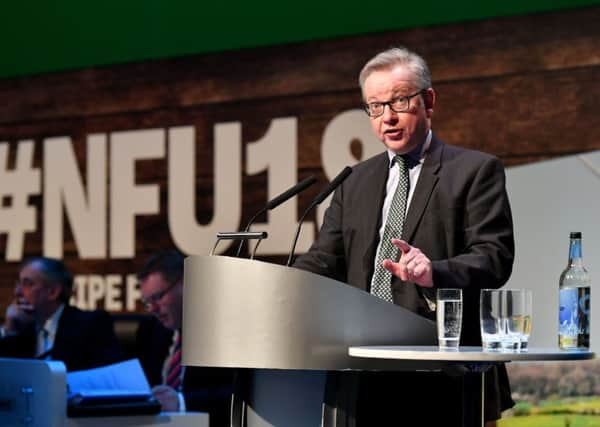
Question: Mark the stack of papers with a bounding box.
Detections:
[66,359,160,416]
[67,358,152,398]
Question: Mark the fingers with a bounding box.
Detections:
[381,259,396,274]
[10,299,34,314]
[382,256,409,281]
[5,303,19,317]
[151,384,172,394]
[395,240,419,272]
[5,302,34,333]
[391,238,411,253]
[151,385,179,411]
[382,239,433,287]
[412,261,429,278]
[391,239,422,270]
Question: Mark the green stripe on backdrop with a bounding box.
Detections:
[1,0,598,79]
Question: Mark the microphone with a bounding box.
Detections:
[286,166,353,266]
[264,175,318,211]
[235,175,317,257]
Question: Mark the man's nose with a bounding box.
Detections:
[382,104,398,122]
[145,300,159,314]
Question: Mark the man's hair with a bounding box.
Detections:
[21,257,73,303]
[137,249,185,286]
[359,46,432,96]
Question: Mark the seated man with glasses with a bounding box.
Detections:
[136,249,234,426]
[0,257,123,371]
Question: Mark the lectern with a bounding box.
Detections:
[182,256,436,427]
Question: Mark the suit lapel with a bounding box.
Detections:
[52,305,74,361]
[402,135,443,243]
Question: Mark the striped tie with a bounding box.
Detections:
[370,154,410,302]
[165,332,182,390]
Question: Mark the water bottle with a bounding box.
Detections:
[558,232,591,349]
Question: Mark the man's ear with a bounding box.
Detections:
[46,283,62,302]
[423,88,436,117]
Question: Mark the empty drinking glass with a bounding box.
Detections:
[503,289,532,351]
[480,289,503,351]
[500,289,523,351]
[520,290,533,350]
[436,288,463,350]
[480,289,533,352]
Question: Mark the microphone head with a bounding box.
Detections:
[237,175,317,256]
[313,166,353,205]
[286,166,352,266]
[266,175,317,211]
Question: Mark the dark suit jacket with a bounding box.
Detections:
[294,135,515,420]
[0,305,123,372]
[135,316,234,426]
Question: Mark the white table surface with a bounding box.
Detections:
[66,412,209,427]
[348,346,595,363]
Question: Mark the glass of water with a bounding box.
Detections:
[436,288,463,350]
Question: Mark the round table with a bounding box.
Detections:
[348,346,594,427]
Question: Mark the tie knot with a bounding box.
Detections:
[394,154,409,171]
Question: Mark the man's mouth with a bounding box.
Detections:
[17,300,34,313]
[384,128,403,139]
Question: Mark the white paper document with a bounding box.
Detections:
[67,358,151,398]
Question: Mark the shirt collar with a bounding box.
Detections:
[387,129,432,169]
[40,303,65,338]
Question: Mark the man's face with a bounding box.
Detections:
[14,262,59,318]
[140,272,183,330]
[363,65,435,154]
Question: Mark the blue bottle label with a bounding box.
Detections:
[559,288,579,341]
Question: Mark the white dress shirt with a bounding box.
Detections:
[37,303,64,357]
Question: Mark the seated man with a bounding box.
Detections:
[136,249,234,426]
[0,257,123,371]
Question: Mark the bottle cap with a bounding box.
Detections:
[570,232,582,239]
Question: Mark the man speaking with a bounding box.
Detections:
[294,46,515,426]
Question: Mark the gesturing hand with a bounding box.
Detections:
[382,239,433,287]
[4,300,35,333]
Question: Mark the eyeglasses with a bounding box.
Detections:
[363,90,425,118]
[141,280,179,310]
[15,277,43,289]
